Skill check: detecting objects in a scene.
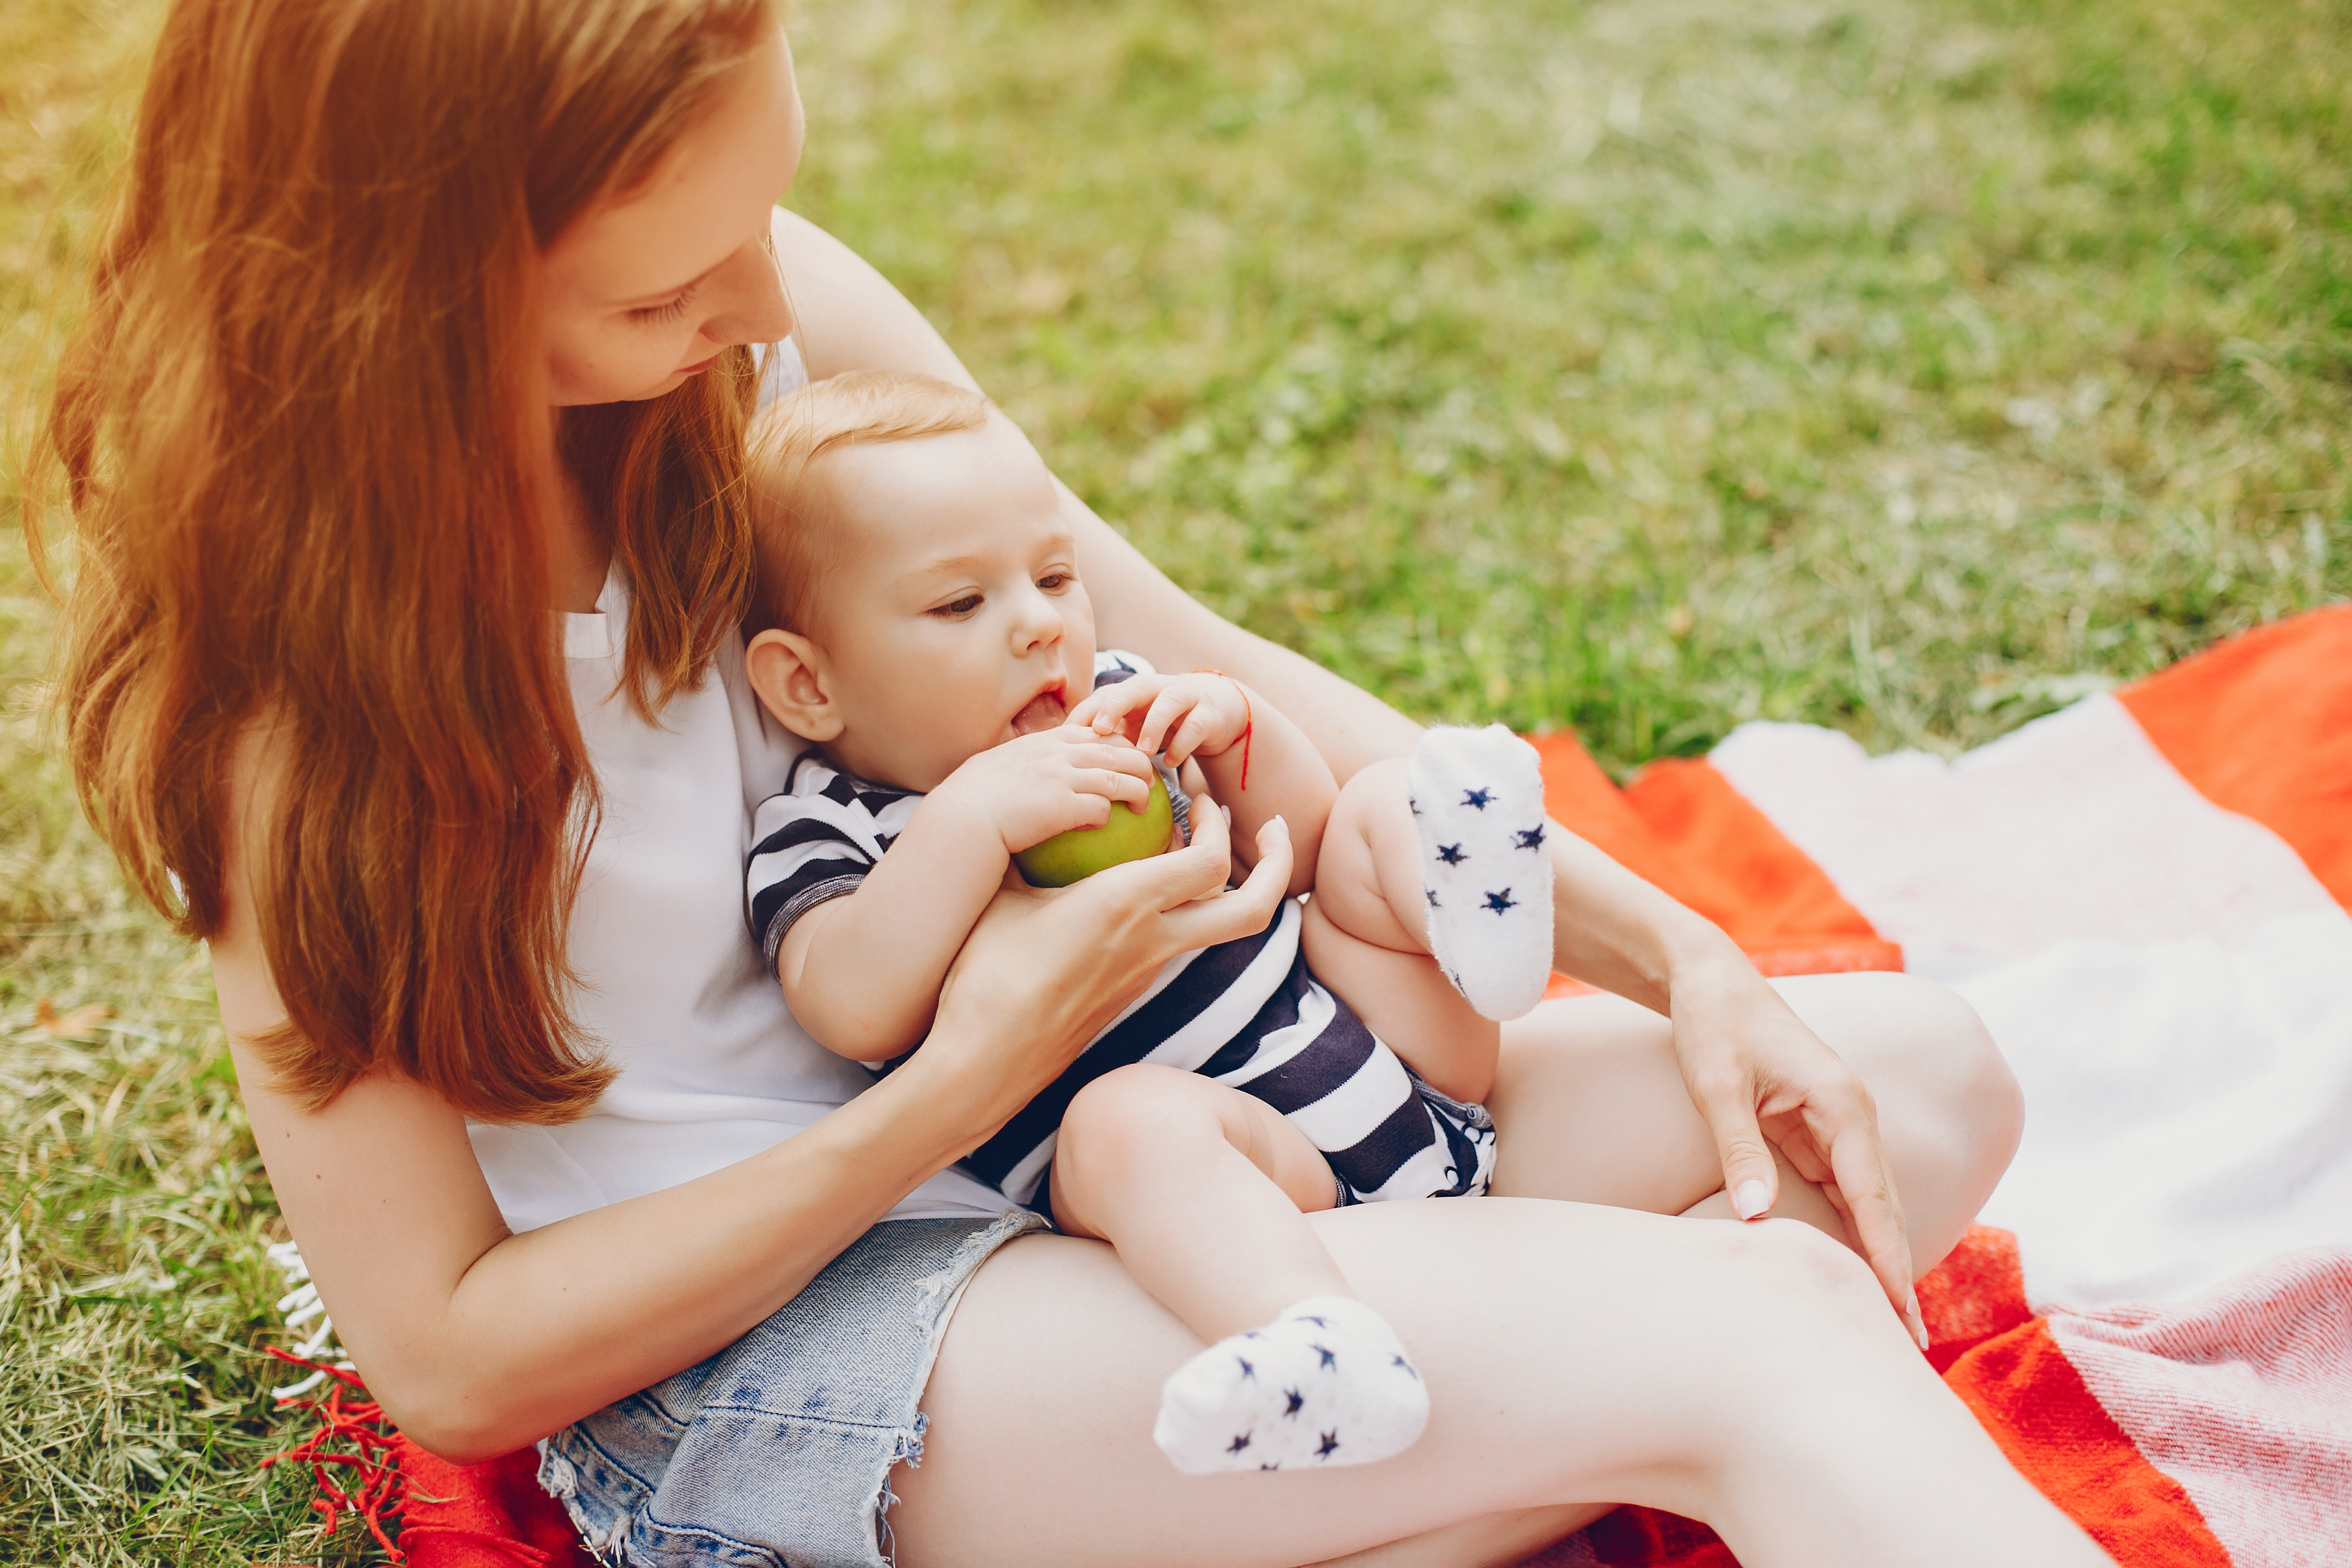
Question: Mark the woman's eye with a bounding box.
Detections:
[628,282,700,325]
[930,594,984,618]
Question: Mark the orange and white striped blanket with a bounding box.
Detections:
[361,606,2352,1567]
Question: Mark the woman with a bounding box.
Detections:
[31,2,2104,1565]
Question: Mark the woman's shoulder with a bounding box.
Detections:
[766,209,981,389]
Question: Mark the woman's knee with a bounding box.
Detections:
[1695,1218,1899,1379]
[1787,972,2024,1177]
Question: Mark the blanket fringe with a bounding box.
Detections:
[260,1346,407,1564]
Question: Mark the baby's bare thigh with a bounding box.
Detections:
[1313,759,1427,953]
[1050,1063,1339,1231]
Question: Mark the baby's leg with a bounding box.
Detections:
[1052,1064,1430,1473]
[1051,1062,1342,1337]
[1305,758,1503,1105]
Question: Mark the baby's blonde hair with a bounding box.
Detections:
[745,369,995,637]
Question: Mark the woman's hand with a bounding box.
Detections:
[913,791,1296,1133]
[1667,953,1926,1346]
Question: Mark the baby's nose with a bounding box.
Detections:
[1011,592,1066,652]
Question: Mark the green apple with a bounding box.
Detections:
[1014,772,1175,887]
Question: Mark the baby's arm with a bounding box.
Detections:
[776,797,1010,1064]
[1071,673,1332,898]
[775,729,1160,1063]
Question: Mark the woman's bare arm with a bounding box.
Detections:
[219,723,1292,1462]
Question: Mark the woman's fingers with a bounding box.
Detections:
[1159,815,1294,950]
[1093,777,1241,906]
[1689,1070,1782,1224]
[1671,968,1926,1341]
[1812,1102,1924,1344]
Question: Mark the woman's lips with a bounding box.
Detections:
[677,353,722,375]
[1010,689,1068,736]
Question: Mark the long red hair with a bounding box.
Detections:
[24,0,776,1123]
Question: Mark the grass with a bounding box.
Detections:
[3,0,2347,1561]
[794,0,2350,758]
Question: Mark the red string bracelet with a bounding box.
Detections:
[1188,669,1252,791]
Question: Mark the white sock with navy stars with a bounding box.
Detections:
[1409,724,1555,1022]
[1153,1295,1429,1474]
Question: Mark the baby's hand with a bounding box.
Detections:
[1068,673,1251,768]
[929,728,1160,856]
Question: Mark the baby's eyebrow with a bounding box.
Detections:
[893,537,1077,589]
[894,552,995,586]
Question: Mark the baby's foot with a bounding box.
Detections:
[1410,724,1554,1020]
[1153,1295,1429,1474]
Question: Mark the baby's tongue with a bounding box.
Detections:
[1011,690,1067,736]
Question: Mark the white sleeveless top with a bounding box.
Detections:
[466,343,1009,1233]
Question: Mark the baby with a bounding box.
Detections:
[739,371,1557,1474]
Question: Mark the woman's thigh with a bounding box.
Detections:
[888,1196,1896,1568]
[1485,971,2023,1272]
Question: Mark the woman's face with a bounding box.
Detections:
[538,28,804,407]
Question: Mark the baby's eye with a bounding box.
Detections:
[929,593,984,618]
[1036,571,1071,592]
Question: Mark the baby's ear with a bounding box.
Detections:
[745,628,843,743]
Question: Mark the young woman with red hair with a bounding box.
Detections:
[29,2,2106,1564]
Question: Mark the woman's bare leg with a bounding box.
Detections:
[893,1200,2107,1568]
[1488,972,2025,1273]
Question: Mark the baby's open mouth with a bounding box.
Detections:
[1010,687,1068,736]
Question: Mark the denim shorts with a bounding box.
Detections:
[537,1209,1048,1568]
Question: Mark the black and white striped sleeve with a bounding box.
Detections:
[745,755,915,968]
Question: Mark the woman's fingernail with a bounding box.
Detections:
[1732,1179,1771,1220]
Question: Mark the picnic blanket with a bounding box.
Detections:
[279,605,2352,1566]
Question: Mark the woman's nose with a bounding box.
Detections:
[696,232,794,347]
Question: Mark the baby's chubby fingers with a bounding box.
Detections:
[1136,687,1206,759]
[1048,726,1156,808]
[1068,674,1166,738]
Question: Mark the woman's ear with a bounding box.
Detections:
[745,628,843,743]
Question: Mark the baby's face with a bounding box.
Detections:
[798,417,1096,791]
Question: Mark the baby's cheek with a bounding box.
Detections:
[899,673,1017,777]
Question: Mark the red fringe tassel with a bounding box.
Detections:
[259,1347,407,1564]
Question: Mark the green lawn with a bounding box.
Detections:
[4,0,2347,1561]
